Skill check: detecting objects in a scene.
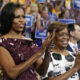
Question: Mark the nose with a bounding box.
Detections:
[63,34,69,39]
[19,16,25,22]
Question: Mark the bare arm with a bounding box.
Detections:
[0,47,42,79]
[44,54,80,80]
[0,35,52,79]
[36,14,49,31]
[45,66,78,80]
[37,51,50,76]
[59,0,65,9]
[78,69,80,80]
[36,31,56,76]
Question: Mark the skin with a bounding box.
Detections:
[36,10,50,31]
[72,24,80,41]
[12,8,26,34]
[69,24,80,80]
[37,27,80,80]
[0,7,53,79]
[54,28,69,51]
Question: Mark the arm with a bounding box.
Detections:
[35,71,41,80]
[0,47,42,79]
[0,35,52,79]
[36,14,48,31]
[37,51,50,76]
[45,54,80,80]
[78,69,80,80]
[0,0,8,10]
[36,31,55,76]
[45,66,78,80]
[59,0,65,8]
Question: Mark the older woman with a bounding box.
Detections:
[0,3,52,80]
[37,21,80,80]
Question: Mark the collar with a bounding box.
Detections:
[68,41,78,53]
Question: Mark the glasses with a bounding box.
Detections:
[14,15,26,18]
[56,33,69,37]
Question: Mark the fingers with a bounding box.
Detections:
[76,54,80,60]
[51,29,56,39]
[76,51,80,55]
[75,48,80,55]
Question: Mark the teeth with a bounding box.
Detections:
[63,41,67,43]
[20,24,24,27]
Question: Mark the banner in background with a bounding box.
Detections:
[65,0,71,9]
[73,0,80,9]
[58,19,76,24]
[37,0,46,3]
[48,13,57,23]
[25,15,33,28]
[35,28,47,38]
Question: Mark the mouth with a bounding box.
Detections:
[61,40,68,44]
[19,24,25,28]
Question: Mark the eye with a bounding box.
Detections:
[22,15,26,18]
[58,33,63,36]
[14,15,25,18]
[14,15,20,18]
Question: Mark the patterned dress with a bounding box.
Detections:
[42,51,79,80]
[0,38,39,80]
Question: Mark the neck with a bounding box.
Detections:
[43,18,48,21]
[53,45,66,53]
[6,30,23,39]
[69,37,77,44]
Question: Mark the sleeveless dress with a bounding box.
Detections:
[42,51,79,80]
[0,37,39,80]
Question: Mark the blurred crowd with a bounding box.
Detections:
[0,0,80,48]
[0,0,80,80]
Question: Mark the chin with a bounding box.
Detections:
[62,45,68,48]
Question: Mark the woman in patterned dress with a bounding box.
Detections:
[0,3,53,80]
[37,21,80,80]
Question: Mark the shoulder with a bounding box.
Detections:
[23,37,33,41]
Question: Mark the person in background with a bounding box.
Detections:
[63,9,71,19]
[52,0,65,18]
[35,7,50,48]
[0,3,53,80]
[0,0,9,11]
[76,13,80,24]
[48,2,57,23]
[28,2,40,40]
[37,21,80,80]
[67,23,80,53]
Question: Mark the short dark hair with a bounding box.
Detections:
[67,23,80,36]
[47,21,68,34]
[0,3,25,35]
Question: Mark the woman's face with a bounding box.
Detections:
[64,10,70,18]
[12,8,26,33]
[54,28,69,49]
[31,5,37,13]
[42,10,48,19]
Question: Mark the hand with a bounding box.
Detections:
[36,72,41,80]
[74,53,80,70]
[75,47,80,54]
[39,29,56,55]
[45,20,50,27]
